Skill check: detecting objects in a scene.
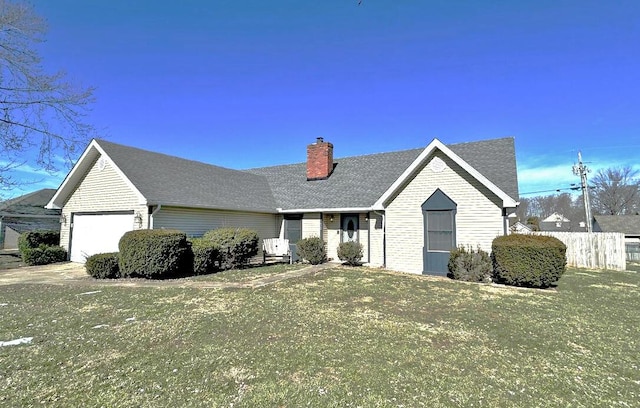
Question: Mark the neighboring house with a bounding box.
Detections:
[46,137,520,275]
[593,215,640,243]
[539,212,587,232]
[510,221,533,234]
[0,189,61,249]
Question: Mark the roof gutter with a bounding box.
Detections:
[278,206,377,214]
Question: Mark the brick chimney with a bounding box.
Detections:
[307,137,334,180]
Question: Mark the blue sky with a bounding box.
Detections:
[7,0,640,199]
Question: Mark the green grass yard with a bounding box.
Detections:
[1,265,639,407]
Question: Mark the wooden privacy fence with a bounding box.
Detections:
[533,232,626,271]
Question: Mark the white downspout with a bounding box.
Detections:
[149,205,162,229]
[374,210,386,267]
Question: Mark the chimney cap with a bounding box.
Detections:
[316,137,324,144]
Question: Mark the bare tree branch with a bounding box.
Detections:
[0,0,96,191]
[590,166,640,215]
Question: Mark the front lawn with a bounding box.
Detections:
[1,266,638,407]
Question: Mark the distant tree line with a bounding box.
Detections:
[517,166,640,225]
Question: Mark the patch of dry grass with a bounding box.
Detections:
[0,267,639,407]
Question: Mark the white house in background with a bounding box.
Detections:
[510,221,533,234]
[46,137,520,275]
[539,212,587,232]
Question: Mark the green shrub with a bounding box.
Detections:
[492,234,567,288]
[296,236,326,265]
[190,238,220,275]
[18,230,60,251]
[118,229,191,279]
[448,246,492,282]
[85,252,120,279]
[203,228,259,269]
[18,230,62,265]
[337,241,364,266]
[21,245,67,266]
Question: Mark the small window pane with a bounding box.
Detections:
[428,231,453,251]
[347,220,355,238]
[426,210,454,251]
[427,211,452,232]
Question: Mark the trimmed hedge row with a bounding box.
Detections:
[448,235,567,288]
[22,245,67,266]
[18,230,66,266]
[203,228,258,269]
[491,234,566,288]
[86,227,261,280]
[118,229,191,279]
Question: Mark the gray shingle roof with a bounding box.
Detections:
[0,189,60,216]
[97,140,278,213]
[248,137,519,210]
[96,137,518,212]
[593,215,640,235]
[448,137,519,200]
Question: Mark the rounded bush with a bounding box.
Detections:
[492,234,567,288]
[448,246,492,282]
[18,230,60,252]
[85,252,120,279]
[203,228,259,269]
[337,241,364,266]
[19,230,63,265]
[118,229,191,279]
[21,245,67,266]
[190,238,220,275]
[296,236,326,265]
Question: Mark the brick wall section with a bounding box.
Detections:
[307,138,334,180]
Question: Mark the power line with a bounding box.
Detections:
[519,186,582,196]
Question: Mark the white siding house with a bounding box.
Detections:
[48,137,519,274]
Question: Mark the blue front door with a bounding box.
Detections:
[422,189,457,275]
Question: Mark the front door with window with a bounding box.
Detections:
[341,214,359,242]
[422,189,457,275]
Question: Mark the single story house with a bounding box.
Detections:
[1,189,61,249]
[593,215,640,243]
[539,212,587,232]
[46,137,520,275]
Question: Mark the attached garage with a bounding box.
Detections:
[47,138,520,274]
[70,212,134,262]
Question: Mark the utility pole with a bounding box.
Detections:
[572,151,593,232]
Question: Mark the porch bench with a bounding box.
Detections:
[262,238,291,264]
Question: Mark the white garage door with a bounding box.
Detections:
[70,213,134,263]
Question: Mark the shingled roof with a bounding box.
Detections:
[248,137,519,210]
[49,137,519,213]
[97,140,278,213]
[593,215,640,236]
[0,189,60,217]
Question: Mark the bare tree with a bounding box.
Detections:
[0,0,95,190]
[590,166,640,215]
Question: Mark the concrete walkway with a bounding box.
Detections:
[0,261,336,288]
